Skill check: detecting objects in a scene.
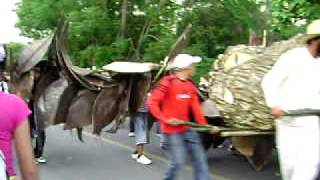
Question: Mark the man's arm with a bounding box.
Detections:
[261,52,293,117]
[149,78,170,124]
[14,120,38,180]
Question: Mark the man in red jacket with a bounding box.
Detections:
[149,54,211,180]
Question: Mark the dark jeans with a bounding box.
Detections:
[34,130,46,158]
[164,130,210,180]
[129,117,135,133]
[28,99,46,158]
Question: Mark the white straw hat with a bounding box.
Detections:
[302,19,320,43]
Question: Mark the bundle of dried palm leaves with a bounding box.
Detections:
[207,35,305,130]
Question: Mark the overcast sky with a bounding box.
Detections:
[0,0,30,44]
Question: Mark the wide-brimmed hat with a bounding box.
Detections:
[167,54,202,70]
[302,19,320,43]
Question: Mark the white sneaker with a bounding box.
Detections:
[128,132,135,137]
[36,156,47,164]
[131,153,138,160]
[136,155,152,165]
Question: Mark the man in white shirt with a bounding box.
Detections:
[262,20,320,180]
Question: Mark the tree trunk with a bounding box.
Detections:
[119,0,128,39]
[133,21,151,61]
[207,35,305,130]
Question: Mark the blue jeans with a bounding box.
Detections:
[134,112,150,145]
[164,130,210,180]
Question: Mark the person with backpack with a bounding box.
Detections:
[149,54,211,180]
[0,91,38,180]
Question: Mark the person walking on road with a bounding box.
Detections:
[0,91,38,180]
[131,95,153,165]
[262,20,320,180]
[149,54,211,180]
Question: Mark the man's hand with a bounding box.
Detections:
[271,106,284,118]
[167,118,185,126]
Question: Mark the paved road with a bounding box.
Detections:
[37,126,280,180]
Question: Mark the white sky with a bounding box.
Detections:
[0,0,30,44]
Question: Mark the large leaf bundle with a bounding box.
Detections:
[207,35,305,130]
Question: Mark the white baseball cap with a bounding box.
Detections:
[168,54,202,70]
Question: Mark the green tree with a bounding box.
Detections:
[179,0,268,57]
[16,0,180,67]
[6,43,26,64]
[178,0,268,79]
[17,0,277,82]
[271,0,320,38]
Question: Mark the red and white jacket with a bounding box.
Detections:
[148,74,207,134]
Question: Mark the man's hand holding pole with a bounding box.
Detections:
[167,118,185,126]
[271,106,284,118]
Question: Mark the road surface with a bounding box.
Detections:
[35,125,280,180]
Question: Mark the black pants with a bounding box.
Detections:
[29,120,46,158]
[28,100,46,158]
[0,61,5,71]
[34,130,46,158]
[129,117,135,133]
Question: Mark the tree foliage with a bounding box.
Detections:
[271,0,320,38]
[19,0,320,80]
[17,0,180,67]
[6,43,26,65]
[178,0,268,80]
[179,0,269,56]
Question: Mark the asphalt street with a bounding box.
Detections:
[35,125,280,180]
